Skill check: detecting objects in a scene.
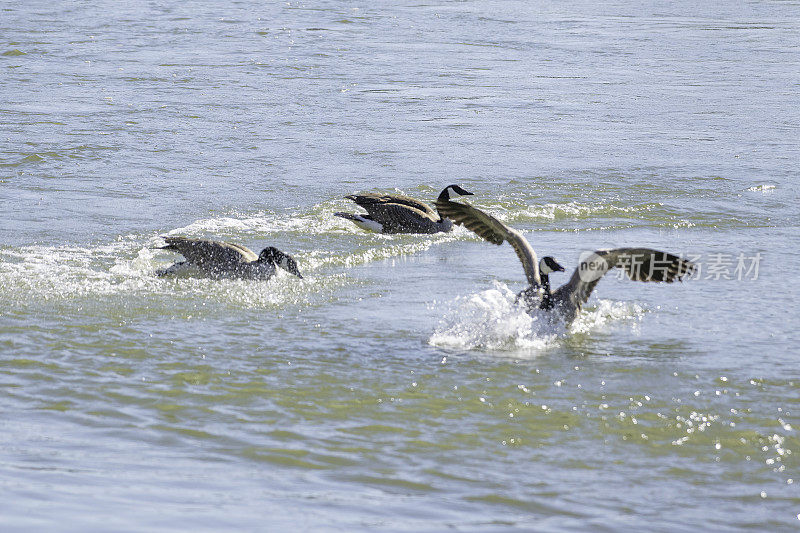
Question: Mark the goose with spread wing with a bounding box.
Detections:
[156,237,303,280]
[435,190,694,325]
[334,185,473,234]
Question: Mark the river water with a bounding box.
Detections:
[2,1,799,530]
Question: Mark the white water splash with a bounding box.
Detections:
[163,199,468,272]
[569,299,646,335]
[0,232,342,310]
[0,203,461,309]
[0,237,155,300]
[428,282,647,353]
[428,283,562,353]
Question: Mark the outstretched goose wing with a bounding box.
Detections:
[435,198,541,286]
[161,237,257,266]
[553,247,694,313]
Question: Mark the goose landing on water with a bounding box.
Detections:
[435,191,695,326]
[334,185,473,234]
[156,237,303,280]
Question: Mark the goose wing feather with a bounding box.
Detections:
[161,237,257,266]
[553,247,695,312]
[346,193,438,217]
[435,198,540,285]
[365,202,441,232]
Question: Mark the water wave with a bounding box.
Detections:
[0,194,705,311]
[506,201,663,223]
[0,237,323,310]
[163,198,467,272]
[0,201,461,308]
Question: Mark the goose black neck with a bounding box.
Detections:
[540,273,555,311]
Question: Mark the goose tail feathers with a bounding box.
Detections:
[333,212,362,222]
[334,212,384,232]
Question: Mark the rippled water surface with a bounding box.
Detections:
[2,1,799,530]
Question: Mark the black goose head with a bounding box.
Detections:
[258,247,303,278]
[436,184,474,202]
[539,256,565,275]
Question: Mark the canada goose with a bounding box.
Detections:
[156,237,303,280]
[435,192,694,325]
[334,185,473,234]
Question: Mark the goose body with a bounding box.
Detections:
[335,185,473,234]
[156,237,303,280]
[435,191,694,325]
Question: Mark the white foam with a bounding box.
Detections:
[0,238,356,312]
[568,299,646,335]
[428,282,647,354]
[746,184,776,193]
[509,202,651,222]
[166,198,379,238]
[0,202,464,310]
[0,233,182,300]
[428,282,562,353]
[160,199,471,273]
